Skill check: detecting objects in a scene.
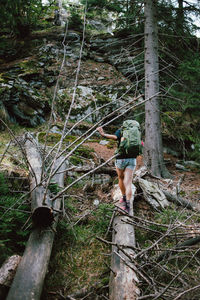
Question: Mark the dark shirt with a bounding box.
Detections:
[114,129,135,159]
[114,129,121,147]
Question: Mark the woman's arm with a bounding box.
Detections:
[97,127,117,140]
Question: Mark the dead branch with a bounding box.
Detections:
[156,235,200,262]
[163,190,198,211]
[174,284,200,300]
[176,174,185,196]
[153,248,200,300]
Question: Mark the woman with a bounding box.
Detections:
[97,126,137,213]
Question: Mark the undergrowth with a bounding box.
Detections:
[0,173,30,265]
[42,202,114,299]
[135,204,200,298]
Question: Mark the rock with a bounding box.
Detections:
[99,140,109,145]
[0,77,49,127]
[66,31,81,43]
[93,199,100,206]
[163,147,179,157]
[94,56,105,63]
[175,163,188,171]
[182,161,200,169]
[50,126,62,134]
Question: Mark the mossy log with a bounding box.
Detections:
[109,185,140,300]
[6,136,66,300]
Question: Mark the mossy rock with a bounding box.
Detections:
[69,155,84,166]
[73,145,94,159]
[38,132,78,144]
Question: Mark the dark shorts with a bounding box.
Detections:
[115,158,136,170]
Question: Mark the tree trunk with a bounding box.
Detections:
[144,0,170,178]
[109,185,140,300]
[176,0,184,34]
[6,137,66,300]
[6,228,56,300]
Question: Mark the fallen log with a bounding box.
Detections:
[72,166,116,176]
[0,255,21,300]
[138,178,170,210]
[6,136,66,300]
[109,184,140,300]
[24,134,53,227]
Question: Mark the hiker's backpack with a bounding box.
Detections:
[117,120,141,157]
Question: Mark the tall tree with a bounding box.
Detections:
[176,0,184,34]
[0,0,45,36]
[144,0,170,178]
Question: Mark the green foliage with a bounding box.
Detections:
[48,182,61,194]
[68,6,83,31]
[0,173,9,194]
[161,54,200,160]
[154,207,188,225]
[0,0,50,37]
[81,0,107,9]
[178,56,200,114]
[42,202,113,296]
[0,173,29,265]
[91,203,114,234]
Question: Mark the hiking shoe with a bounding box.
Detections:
[119,198,126,203]
[119,201,126,210]
[119,195,126,203]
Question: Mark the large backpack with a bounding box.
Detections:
[117,120,141,157]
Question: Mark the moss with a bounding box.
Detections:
[18,59,39,73]
[73,145,94,159]
[38,132,79,144]
[38,132,61,143]
[95,93,112,104]
[69,155,84,166]
[106,140,116,149]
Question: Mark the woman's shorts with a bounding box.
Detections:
[115,158,136,170]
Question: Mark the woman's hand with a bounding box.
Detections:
[97,126,104,136]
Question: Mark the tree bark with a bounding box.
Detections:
[138,178,169,210]
[6,137,66,300]
[0,255,21,300]
[109,185,140,300]
[176,0,184,34]
[144,0,170,178]
[24,136,53,227]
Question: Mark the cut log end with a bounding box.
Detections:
[32,206,54,227]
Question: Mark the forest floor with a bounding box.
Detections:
[43,140,200,299]
[86,140,200,204]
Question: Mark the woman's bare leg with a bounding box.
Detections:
[115,167,126,196]
[123,168,134,201]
